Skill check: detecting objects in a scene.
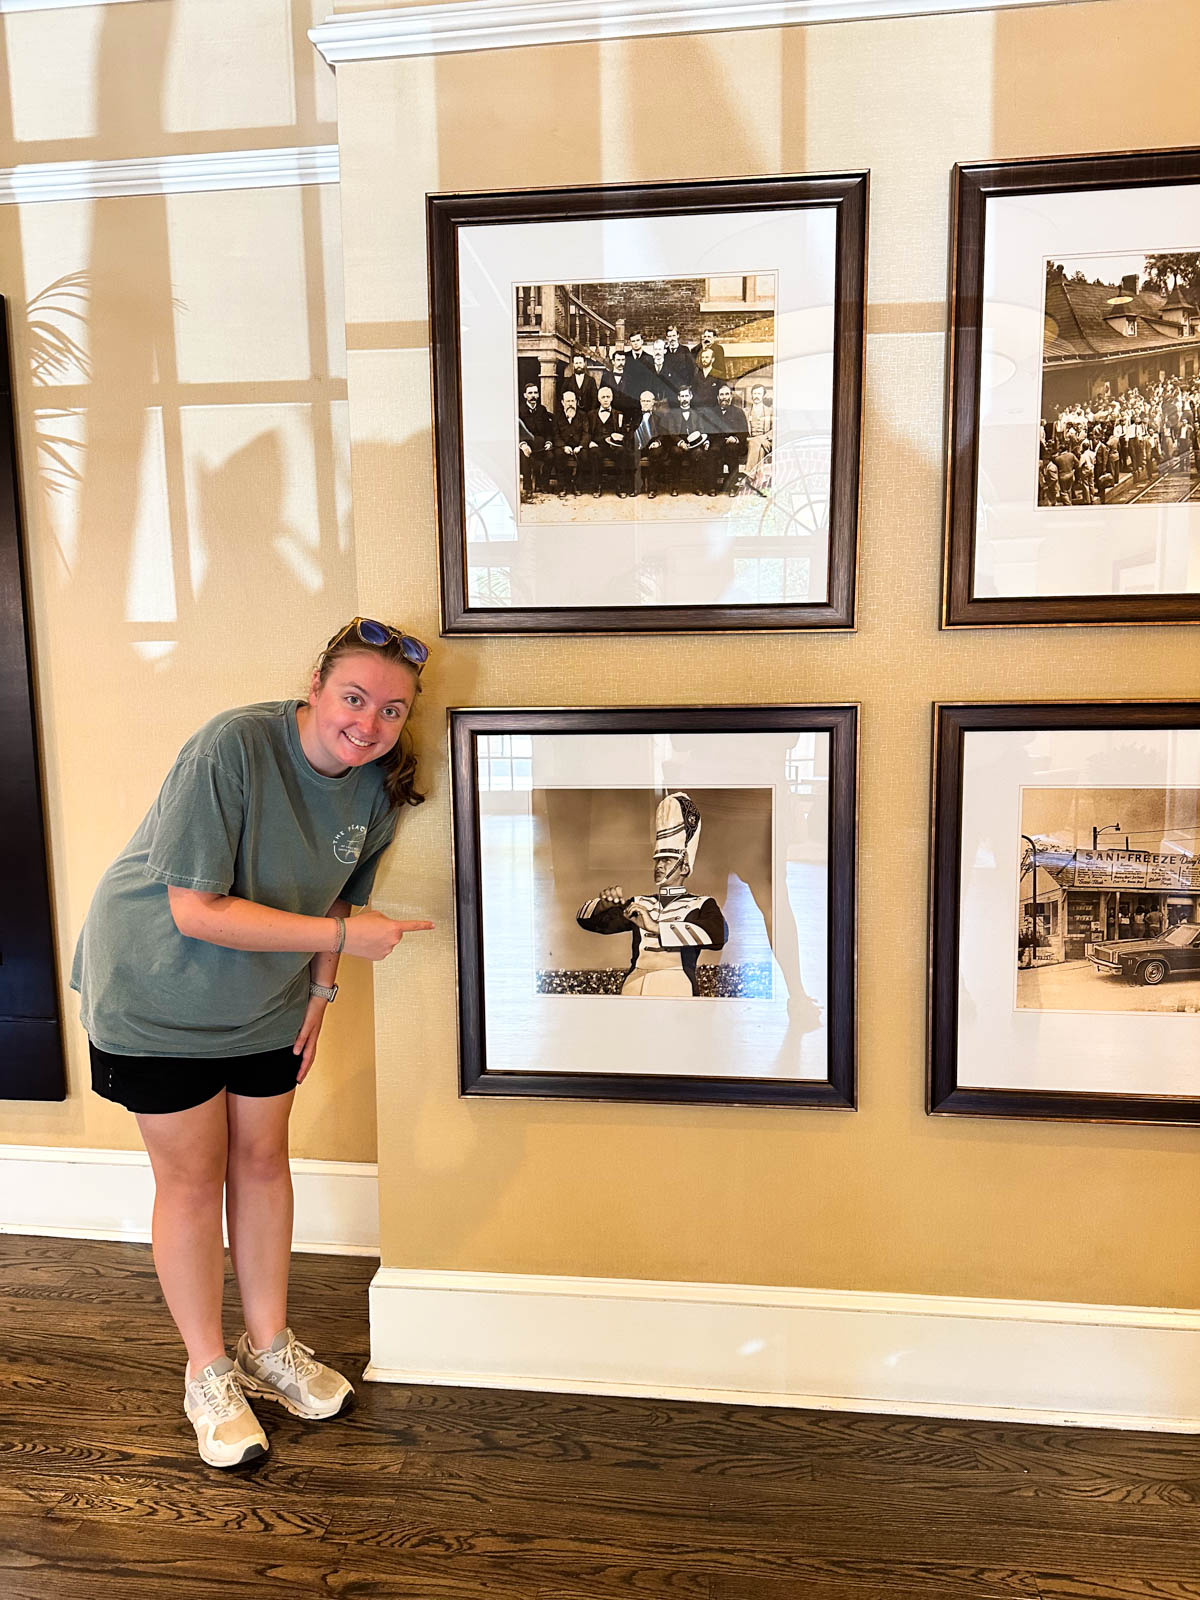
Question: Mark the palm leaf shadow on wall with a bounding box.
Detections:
[27,273,89,501]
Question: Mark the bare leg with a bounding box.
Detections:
[225,1090,295,1351]
[135,1093,229,1374]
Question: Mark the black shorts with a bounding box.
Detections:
[89,1040,300,1116]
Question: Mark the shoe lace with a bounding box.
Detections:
[275,1332,320,1380]
[197,1366,246,1422]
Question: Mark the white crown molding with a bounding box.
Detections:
[0,1145,379,1255]
[0,0,150,12]
[310,0,1111,64]
[366,1265,1200,1433]
[0,145,339,206]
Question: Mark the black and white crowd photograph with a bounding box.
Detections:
[515,275,777,523]
[1039,249,1200,508]
[1016,785,1200,1015]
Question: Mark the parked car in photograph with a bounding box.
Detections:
[1089,923,1200,985]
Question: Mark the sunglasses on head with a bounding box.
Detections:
[324,617,429,672]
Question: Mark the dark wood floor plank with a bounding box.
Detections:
[44,1487,333,1538]
[1,1543,334,1600]
[533,1586,711,1600]
[806,1459,1200,1510]
[369,1448,731,1516]
[0,1260,102,1290]
[14,1456,314,1497]
[0,1480,66,1516]
[324,1471,719,1545]
[317,1547,715,1598]
[790,1409,1200,1483]
[713,1579,1023,1600]
[1035,1581,1200,1599]
[717,1472,1200,1547]
[712,1564,1040,1598]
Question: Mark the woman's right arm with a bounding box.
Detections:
[167,888,432,961]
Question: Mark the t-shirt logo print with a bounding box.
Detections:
[333,824,367,865]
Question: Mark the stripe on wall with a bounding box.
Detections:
[0,145,340,206]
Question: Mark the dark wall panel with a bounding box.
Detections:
[0,296,65,1100]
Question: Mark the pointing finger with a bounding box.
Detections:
[393,920,435,932]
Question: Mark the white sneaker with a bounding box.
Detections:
[235,1328,353,1420]
[183,1356,268,1469]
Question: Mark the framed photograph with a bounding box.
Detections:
[450,706,857,1106]
[930,702,1200,1123]
[944,147,1200,627]
[428,174,866,634]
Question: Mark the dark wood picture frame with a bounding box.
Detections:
[0,296,66,1100]
[429,173,867,635]
[451,705,857,1106]
[929,701,1200,1124]
[944,146,1200,628]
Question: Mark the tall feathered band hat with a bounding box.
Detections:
[653,791,701,875]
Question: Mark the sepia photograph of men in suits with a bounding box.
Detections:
[514,273,775,519]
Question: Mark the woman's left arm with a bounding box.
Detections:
[294,896,352,1082]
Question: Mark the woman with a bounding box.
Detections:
[71,619,434,1470]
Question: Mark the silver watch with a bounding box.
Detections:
[309,981,339,1003]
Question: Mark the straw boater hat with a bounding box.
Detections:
[653,792,701,877]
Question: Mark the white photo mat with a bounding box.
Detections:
[975,182,1200,600]
[457,209,837,610]
[958,725,1200,1095]
[477,731,830,1082]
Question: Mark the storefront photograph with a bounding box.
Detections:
[1018,784,1200,1012]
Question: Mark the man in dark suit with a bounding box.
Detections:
[558,351,599,416]
[690,327,727,378]
[665,384,711,497]
[710,383,749,495]
[599,351,642,423]
[691,346,721,413]
[517,380,555,498]
[585,384,634,496]
[640,339,675,404]
[625,331,650,378]
[553,389,590,496]
[662,326,697,399]
[631,389,670,498]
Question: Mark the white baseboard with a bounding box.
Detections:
[0,1144,378,1255]
[366,1267,1200,1433]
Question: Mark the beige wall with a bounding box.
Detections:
[335,0,1200,1306]
[0,0,380,1163]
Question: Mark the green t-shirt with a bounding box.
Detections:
[71,701,397,1057]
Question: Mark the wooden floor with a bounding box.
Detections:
[3,1235,1199,1599]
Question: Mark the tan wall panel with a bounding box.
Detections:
[0,0,335,167]
[0,173,376,1164]
[336,0,1200,1306]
